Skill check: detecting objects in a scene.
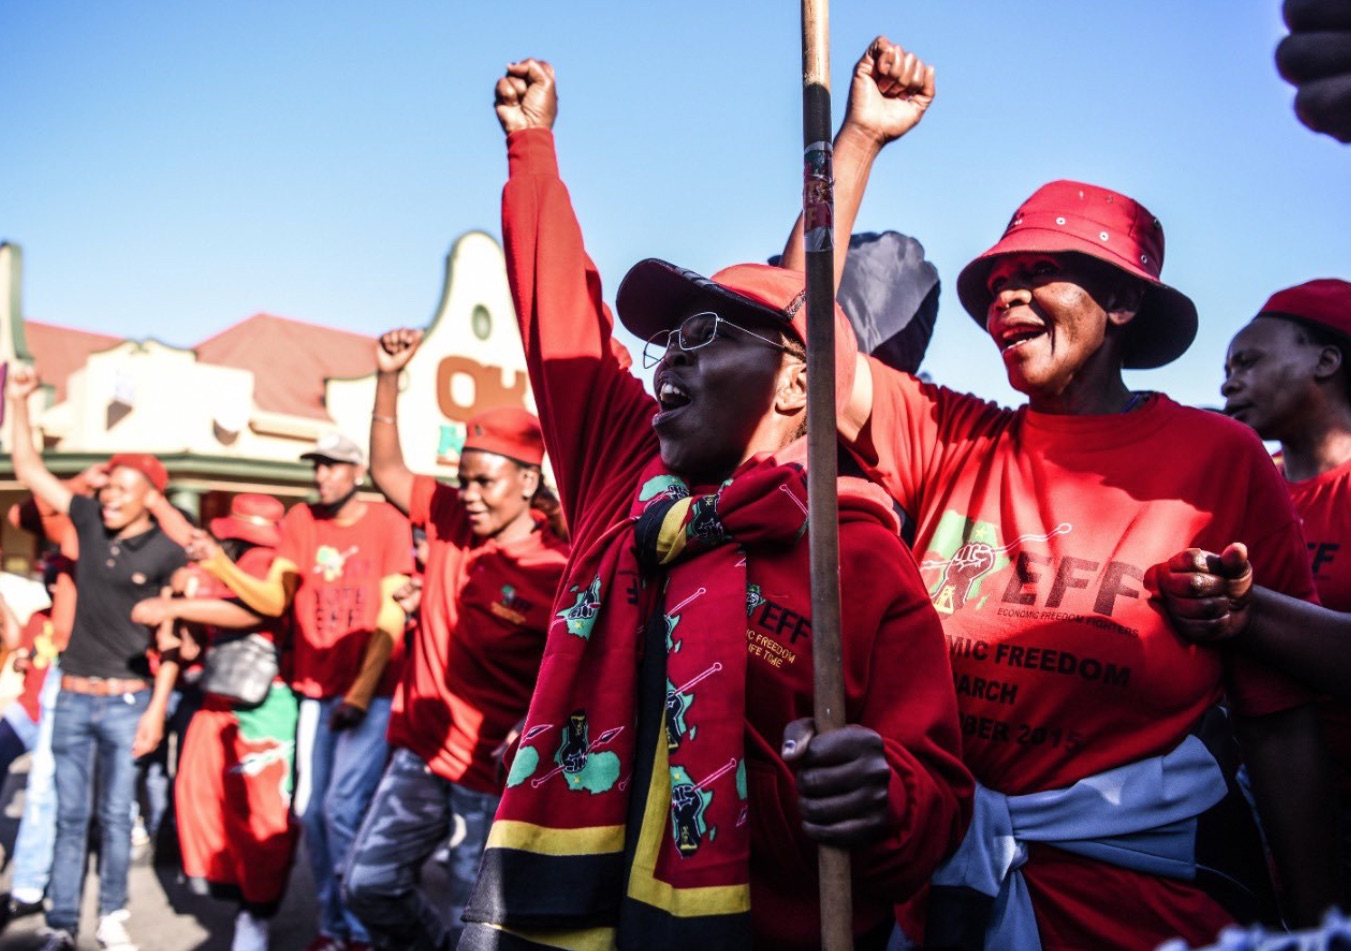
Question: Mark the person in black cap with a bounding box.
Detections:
[455,56,971,951]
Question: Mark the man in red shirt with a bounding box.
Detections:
[194,434,412,951]
[342,329,569,950]
[456,59,970,951]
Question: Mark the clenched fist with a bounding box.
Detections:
[495,59,558,135]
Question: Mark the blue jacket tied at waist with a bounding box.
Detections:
[930,734,1229,950]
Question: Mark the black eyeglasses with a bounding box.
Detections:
[641,311,790,369]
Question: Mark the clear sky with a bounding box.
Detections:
[2,2,1347,411]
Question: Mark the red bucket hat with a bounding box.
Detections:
[956,180,1199,369]
[462,407,545,467]
[209,493,284,549]
[614,260,857,410]
[108,453,168,493]
[1257,279,1351,339]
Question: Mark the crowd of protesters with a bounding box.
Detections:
[0,4,1346,950]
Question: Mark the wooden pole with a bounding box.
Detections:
[801,2,852,950]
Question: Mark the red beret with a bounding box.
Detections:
[108,453,168,493]
[1259,279,1351,340]
[462,408,544,467]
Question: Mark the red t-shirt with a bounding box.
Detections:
[499,128,972,950]
[855,367,1315,949]
[277,501,414,700]
[387,475,569,792]
[1287,457,1351,797]
[16,610,59,722]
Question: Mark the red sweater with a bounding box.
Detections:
[502,127,971,950]
[387,475,568,792]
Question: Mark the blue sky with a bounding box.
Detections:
[2,2,1347,410]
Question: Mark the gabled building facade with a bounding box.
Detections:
[0,232,534,575]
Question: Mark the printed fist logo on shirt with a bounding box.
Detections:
[312,545,357,582]
[921,511,1072,615]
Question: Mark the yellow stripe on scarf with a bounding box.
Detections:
[625,721,751,917]
[482,922,618,951]
[655,496,693,566]
[486,820,626,857]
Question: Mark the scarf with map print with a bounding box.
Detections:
[459,451,812,951]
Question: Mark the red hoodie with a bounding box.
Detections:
[499,126,971,950]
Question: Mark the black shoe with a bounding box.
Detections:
[11,898,46,918]
[0,895,44,932]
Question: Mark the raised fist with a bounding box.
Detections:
[6,364,39,402]
[495,59,558,135]
[1278,0,1351,142]
[377,328,424,374]
[840,37,936,148]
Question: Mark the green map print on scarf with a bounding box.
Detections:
[505,712,622,793]
[552,710,621,793]
[639,474,690,504]
[664,662,723,752]
[923,511,1011,616]
[662,583,711,655]
[556,575,602,639]
[669,758,740,857]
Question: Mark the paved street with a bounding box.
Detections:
[0,754,320,950]
[0,755,462,950]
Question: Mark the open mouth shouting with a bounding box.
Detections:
[996,321,1048,355]
[654,372,692,424]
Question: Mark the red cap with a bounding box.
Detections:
[461,408,545,467]
[108,453,168,493]
[1258,279,1351,339]
[209,493,284,549]
[614,259,857,410]
[956,180,1199,369]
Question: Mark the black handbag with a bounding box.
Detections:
[199,632,279,709]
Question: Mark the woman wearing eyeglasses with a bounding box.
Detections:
[779,36,1338,951]
[455,58,972,951]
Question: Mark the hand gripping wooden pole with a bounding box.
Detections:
[801,2,853,949]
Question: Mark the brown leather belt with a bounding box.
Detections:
[61,674,150,696]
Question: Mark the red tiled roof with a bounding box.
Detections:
[25,322,123,401]
[193,313,375,420]
[23,313,375,422]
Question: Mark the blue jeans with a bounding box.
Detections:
[46,686,150,932]
[10,660,61,903]
[345,748,500,950]
[295,696,391,944]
